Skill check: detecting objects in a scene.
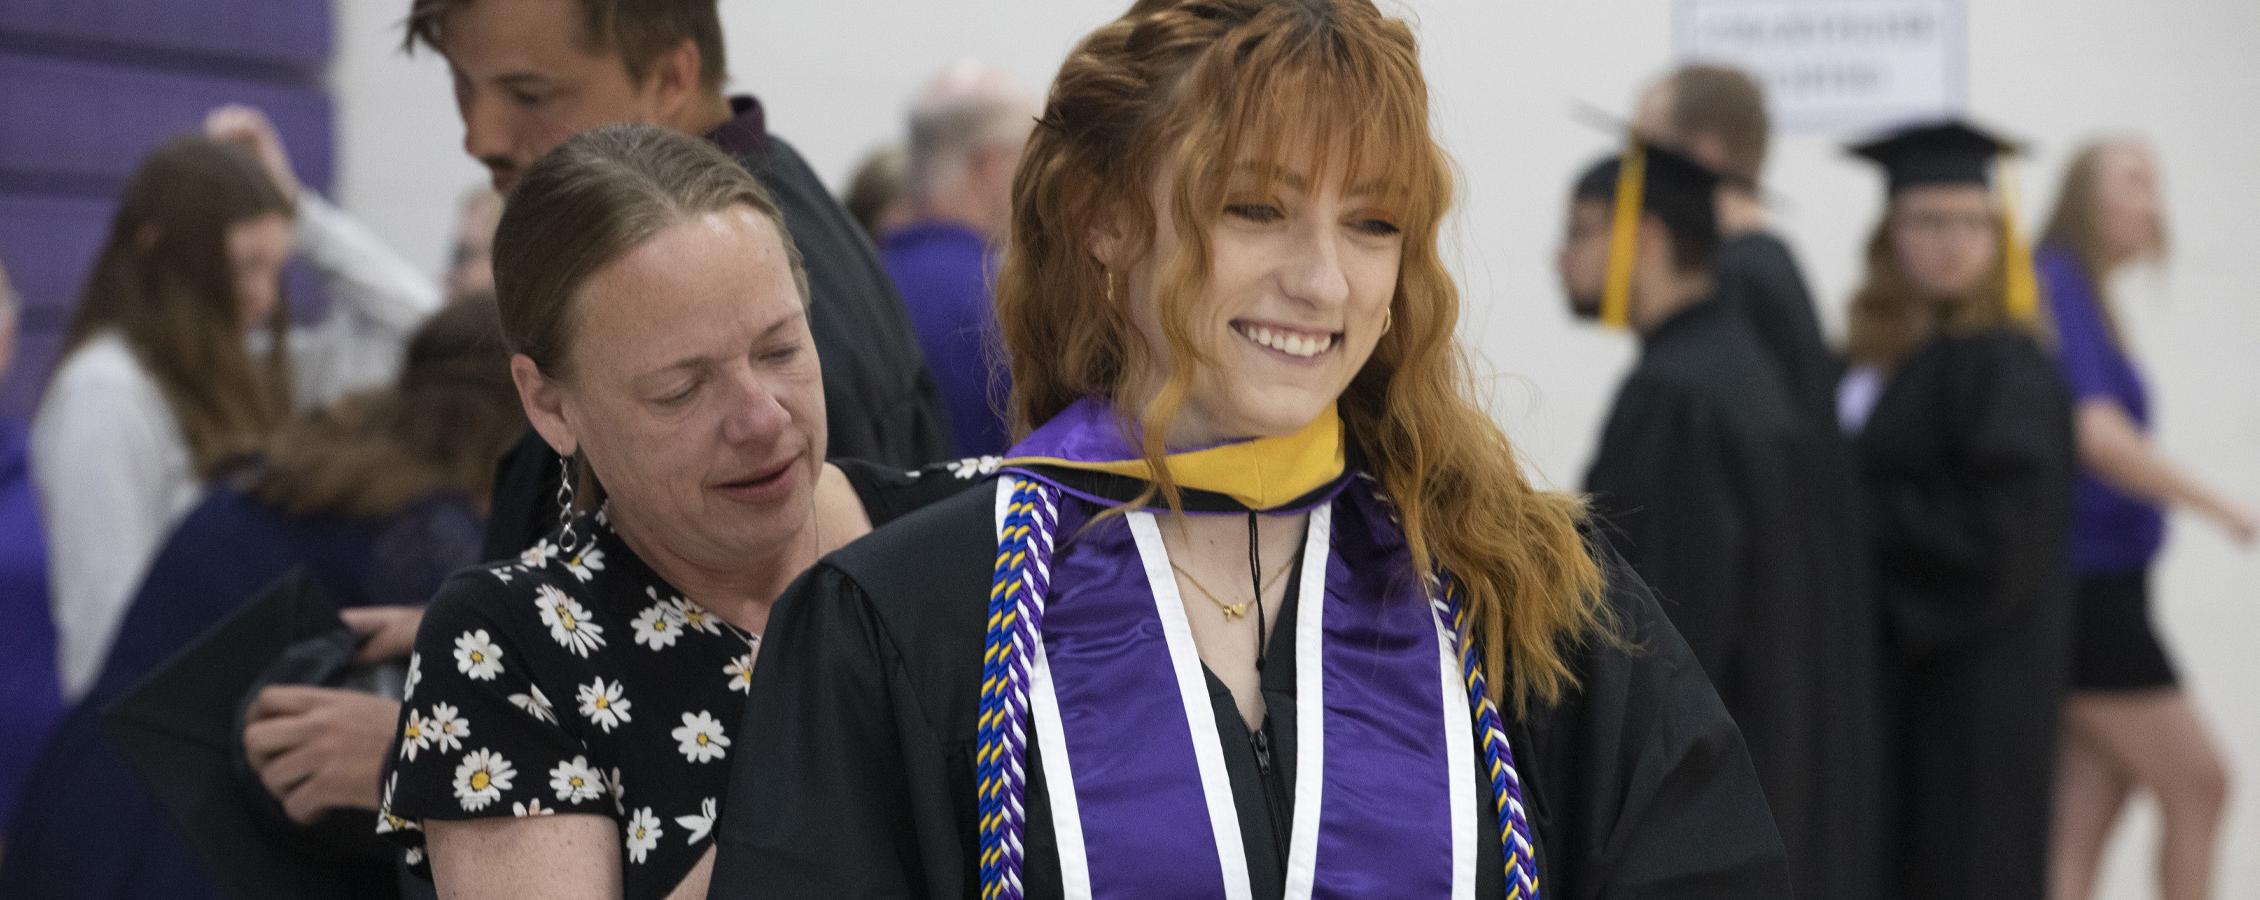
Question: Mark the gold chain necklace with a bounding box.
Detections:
[1169,555,1294,621]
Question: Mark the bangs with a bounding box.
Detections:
[1173,12,1445,232]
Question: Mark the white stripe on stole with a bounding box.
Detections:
[1001,477,1095,900]
[1432,598,1478,900]
[1127,511,1255,900]
[1281,504,1333,898]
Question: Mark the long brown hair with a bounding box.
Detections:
[252,295,523,518]
[62,137,295,478]
[1843,205,2038,368]
[2040,138,2165,352]
[997,0,1608,712]
[491,123,807,508]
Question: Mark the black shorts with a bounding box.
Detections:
[2070,568,2179,691]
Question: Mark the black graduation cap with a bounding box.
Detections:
[1847,119,2023,193]
[1571,139,1724,328]
[102,569,404,900]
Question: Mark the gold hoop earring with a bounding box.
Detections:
[1382,308,1394,335]
[1103,268,1116,304]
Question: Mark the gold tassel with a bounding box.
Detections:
[1601,143,1646,330]
[1999,157,2039,321]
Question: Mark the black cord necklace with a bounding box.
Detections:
[1248,511,1268,673]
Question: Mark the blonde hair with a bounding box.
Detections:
[997,0,1609,711]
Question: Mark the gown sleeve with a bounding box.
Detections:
[1523,548,1793,900]
[1865,338,2073,654]
[707,562,970,898]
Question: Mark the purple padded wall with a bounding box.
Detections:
[0,1,334,422]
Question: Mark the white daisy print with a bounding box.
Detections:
[376,773,419,835]
[403,652,423,701]
[948,455,1003,479]
[630,602,684,651]
[398,708,432,761]
[520,539,561,568]
[426,703,471,754]
[608,766,628,816]
[674,797,718,845]
[512,798,554,817]
[624,807,663,864]
[549,755,606,804]
[565,546,607,582]
[576,677,633,732]
[452,748,517,812]
[507,683,558,725]
[723,654,754,694]
[671,595,723,636]
[452,629,505,681]
[536,585,606,657]
[671,710,731,763]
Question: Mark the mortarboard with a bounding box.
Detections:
[102,569,403,900]
[1573,140,1724,329]
[1847,118,2040,320]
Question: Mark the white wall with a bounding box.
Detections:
[329,2,2260,895]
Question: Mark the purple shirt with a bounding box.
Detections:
[2039,245,2165,573]
[0,418,61,829]
[880,221,1010,456]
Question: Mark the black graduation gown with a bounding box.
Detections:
[1849,330,2075,900]
[478,100,954,560]
[705,481,1791,899]
[1582,299,1890,900]
[1714,231,1842,433]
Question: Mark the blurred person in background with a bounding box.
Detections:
[0,297,519,899]
[841,143,911,241]
[1838,120,2077,900]
[2040,137,2251,900]
[401,0,953,561]
[1633,63,1840,431]
[1562,141,1887,900]
[445,187,505,302]
[0,257,61,865]
[32,107,443,705]
[880,60,1038,457]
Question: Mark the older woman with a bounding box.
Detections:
[375,126,968,899]
[710,2,1789,897]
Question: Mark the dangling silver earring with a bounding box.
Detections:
[556,454,580,547]
[1102,267,1116,304]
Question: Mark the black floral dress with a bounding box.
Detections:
[378,458,979,897]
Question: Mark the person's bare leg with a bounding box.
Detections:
[2049,720,2132,900]
[2060,690,2233,900]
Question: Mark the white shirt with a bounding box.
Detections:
[31,191,442,700]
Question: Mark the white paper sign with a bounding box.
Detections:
[1674,0,1965,134]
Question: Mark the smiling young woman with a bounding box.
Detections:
[707,2,1790,897]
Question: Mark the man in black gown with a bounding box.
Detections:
[1632,64,1841,430]
[1557,144,1888,900]
[397,0,955,558]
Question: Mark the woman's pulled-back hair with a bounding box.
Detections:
[997,0,1609,711]
[62,137,296,478]
[489,122,807,507]
[253,295,523,518]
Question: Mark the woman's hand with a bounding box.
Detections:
[242,685,399,823]
[2202,497,2258,546]
[344,605,426,663]
[204,104,301,203]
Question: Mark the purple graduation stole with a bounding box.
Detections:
[975,399,1540,900]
